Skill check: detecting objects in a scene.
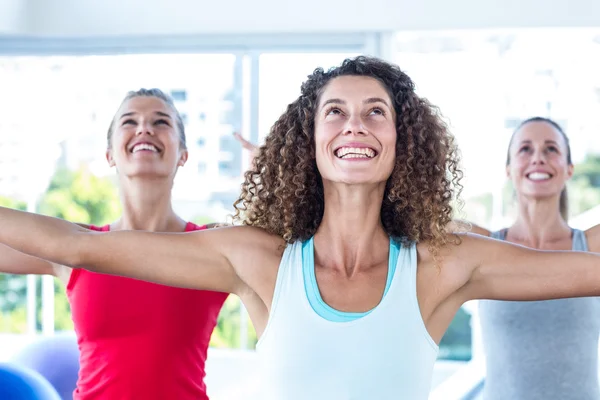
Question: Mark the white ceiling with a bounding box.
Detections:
[1,0,599,37]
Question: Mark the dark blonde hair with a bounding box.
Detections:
[107,88,187,149]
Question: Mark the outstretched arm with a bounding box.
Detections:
[457,234,600,302]
[0,222,90,277]
[0,244,58,276]
[585,224,600,253]
[0,207,274,294]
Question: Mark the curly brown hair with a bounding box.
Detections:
[234,56,463,255]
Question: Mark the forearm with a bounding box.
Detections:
[0,207,87,268]
[472,244,600,301]
[0,243,57,275]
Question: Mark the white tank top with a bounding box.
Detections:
[255,238,439,400]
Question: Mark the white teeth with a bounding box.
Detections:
[132,143,158,153]
[335,147,376,159]
[528,172,551,181]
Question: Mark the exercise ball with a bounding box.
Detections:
[10,332,80,400]
[0,362,61,400]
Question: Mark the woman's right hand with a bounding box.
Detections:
[233,132,259,166]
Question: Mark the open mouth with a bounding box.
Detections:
[334,146,377,160]
[526,172,552,181]
[130,143,160,154]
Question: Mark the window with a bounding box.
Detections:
[170,89,187,102]
[258,53,359,142]
[394,27,600,363]
[0,53,237,335]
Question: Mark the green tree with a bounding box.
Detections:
[568,153,600,217]
[39,167,120,332]
[39,167,121,225]
[210,296,257,349]
[193,215,217,226]
[572,154,600,187]
[0,196,27,211]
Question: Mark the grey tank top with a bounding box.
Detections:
[479,229,600,400]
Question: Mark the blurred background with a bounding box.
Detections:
[1,0,600,398]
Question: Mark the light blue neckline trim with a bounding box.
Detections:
[302,237,399,322]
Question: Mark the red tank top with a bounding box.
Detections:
[66,222,228,400]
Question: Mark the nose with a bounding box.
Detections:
[531,149,546,165]
[342,114,367,136]
[136,120,154,136]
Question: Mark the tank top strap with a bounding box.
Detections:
[491,227,588,251]
[490,229,507,241]
[571,229,589,252]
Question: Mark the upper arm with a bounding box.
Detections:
[77,225,281,295]
[585,224,600,252]
[456,234,600,302]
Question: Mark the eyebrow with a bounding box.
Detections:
[321,97,391,109]
[119,111,172,119]
[518,140,559,145]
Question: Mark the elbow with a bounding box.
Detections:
[63,231,94,270]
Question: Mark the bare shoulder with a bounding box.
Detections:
[416,234,501,295]
[210,225,287,295]
[585,224,600,253]
[185,225,285,267]
[208,225,286,254]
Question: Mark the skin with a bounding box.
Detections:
[455,120,600,252]
[2,77,600,347]
[0,95,214,284]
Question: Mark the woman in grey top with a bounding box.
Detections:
[467,117,600,400]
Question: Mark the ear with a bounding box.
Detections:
[566,163,574,180]
[106,149,116,167]
[178,149,189,167]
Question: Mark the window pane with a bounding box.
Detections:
[0,53,238,334]
[258,53,359,142]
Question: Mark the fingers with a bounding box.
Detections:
[233,132,258,152]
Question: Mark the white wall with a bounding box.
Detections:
[8,0,600,38]
[0,0,28,34]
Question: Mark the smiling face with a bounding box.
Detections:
[507,120,573,200]
[314,75,397,186]
[106,96,188,179]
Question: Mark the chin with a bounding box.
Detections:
[124,168,171,178]
[521,190,563,200]
[326,175,386,186]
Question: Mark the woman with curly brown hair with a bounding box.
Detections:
[1,56,600,399]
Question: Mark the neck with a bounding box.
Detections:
[314,182,389,276]
[510,194,570,246]
[113,176,186,232]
